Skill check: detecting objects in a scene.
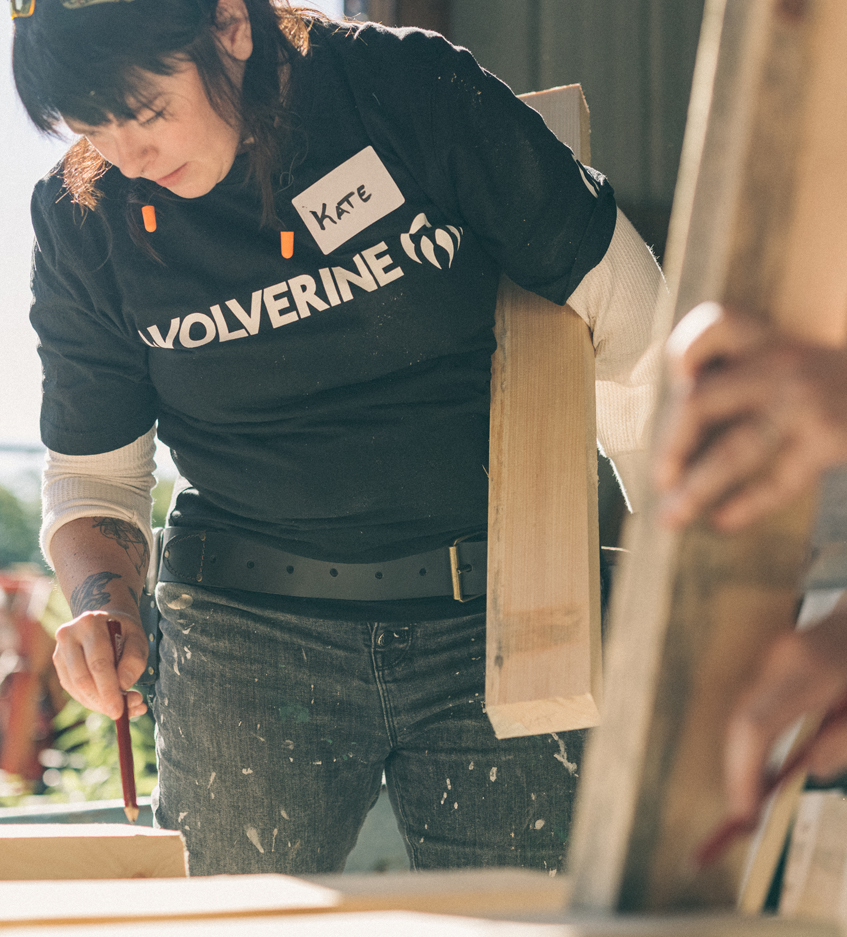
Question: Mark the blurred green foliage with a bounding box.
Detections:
[41,700,157,802]
[152,477,174,530]
[1,576,159,808]
[0,484,43,571]
[0,700,158,808]
[0,474,174,809]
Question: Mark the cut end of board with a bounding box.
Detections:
[487,693,601,739]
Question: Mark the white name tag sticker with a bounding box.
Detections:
[292,147,405,255]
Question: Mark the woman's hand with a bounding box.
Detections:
[53,610,148,720]
[655,302,847,531]
[49,516,152,721]
[725,607,847,823]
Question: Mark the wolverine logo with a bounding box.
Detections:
[400,213,463,270]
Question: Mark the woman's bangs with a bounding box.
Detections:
[13,0,206,133]
[56,63,180,129]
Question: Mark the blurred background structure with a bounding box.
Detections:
[344,0,707,263]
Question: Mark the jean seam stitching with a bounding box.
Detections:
[369,624,400,749]
[384,761,419,871]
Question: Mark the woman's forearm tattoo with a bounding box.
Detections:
[70,570,122,615]
[91,517,150,575]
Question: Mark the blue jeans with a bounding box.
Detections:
[151,581,586,876]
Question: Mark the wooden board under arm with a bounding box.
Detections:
[486,84,602,739]
[568,0,847,913]
[0,823,187,879]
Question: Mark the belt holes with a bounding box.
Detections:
[459,564,472,573]
[375,571,383,579]
[287,565,294,574]
[209,555,216,564]
[330,568,338,577]
[246,560,255,569]
[419,568,427,576]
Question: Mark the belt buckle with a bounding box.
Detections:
[449,536,484,603]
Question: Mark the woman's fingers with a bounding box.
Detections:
[125,688,148,719]
[53,612,148,720]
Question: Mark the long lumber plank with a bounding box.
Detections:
[0,869,568,928]
[568,0,847,913]
[0,872,838,934]
[486,85,602,739]
[0,906,838,936]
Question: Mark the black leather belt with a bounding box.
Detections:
[157,528,487,602]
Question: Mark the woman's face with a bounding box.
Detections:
[63,0,253,199]
[64,59,245,199]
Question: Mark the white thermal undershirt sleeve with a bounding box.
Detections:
[567,206,670,508]
[40,426,157,570]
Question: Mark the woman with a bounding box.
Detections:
[13,0,665,874]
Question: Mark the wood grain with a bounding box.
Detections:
[486,85,602,739]
[0,823,187,880]
[568,0,847,912]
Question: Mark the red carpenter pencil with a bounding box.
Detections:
[107,619,139,823]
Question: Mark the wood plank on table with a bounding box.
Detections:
[0,869,567,928]
[0,907,838,937]
[0,824,186,880]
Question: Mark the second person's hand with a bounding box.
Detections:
[655,302,847,531]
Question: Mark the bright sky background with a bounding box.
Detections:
[0,0,343,449]
[0,14,67,446]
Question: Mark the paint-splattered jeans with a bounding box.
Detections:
[151,581,585,876]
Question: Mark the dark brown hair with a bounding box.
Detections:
[12,0,322,225]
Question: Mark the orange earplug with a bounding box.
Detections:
[280,231,294,259]
[142,205,157,233]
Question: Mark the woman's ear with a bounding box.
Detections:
[215,0,253,63]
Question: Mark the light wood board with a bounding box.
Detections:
[568,0,847,913]
[779,790,847,925]
[0,868,566,928]
[486,84,602,738]
[0,824,187,879]
[0,907,838,937]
